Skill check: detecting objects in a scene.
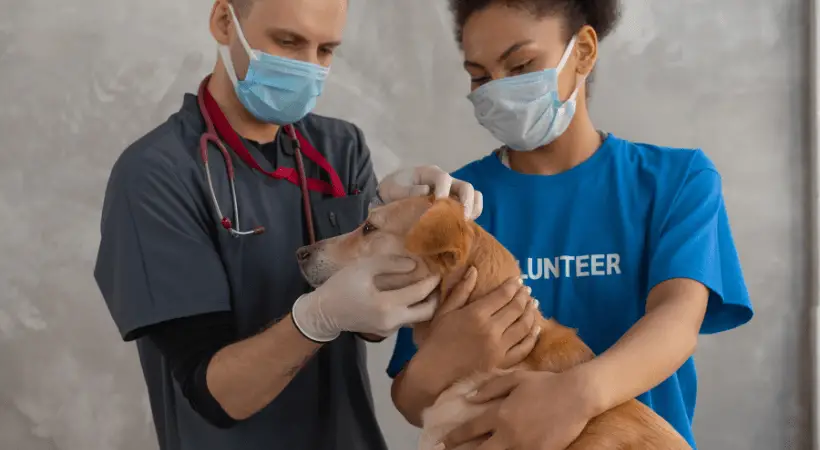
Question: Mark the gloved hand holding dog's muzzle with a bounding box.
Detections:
[291,256,441,342]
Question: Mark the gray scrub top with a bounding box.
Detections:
[94,93,386,450]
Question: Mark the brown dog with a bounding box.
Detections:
[297,195,690,449]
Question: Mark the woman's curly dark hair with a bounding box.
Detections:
[448,0,621,44]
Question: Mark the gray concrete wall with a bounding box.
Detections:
[0,0,808,449]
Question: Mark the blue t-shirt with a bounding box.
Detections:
[386,133,753,448]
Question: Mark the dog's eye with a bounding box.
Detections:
[362,222,378,236]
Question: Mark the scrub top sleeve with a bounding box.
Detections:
[94,157,232,341]
[646,167,753,335]
[386,327,418,378]
[146,312,239,428]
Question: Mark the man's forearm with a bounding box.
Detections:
[206,313,322,420]
[573,279,708,417]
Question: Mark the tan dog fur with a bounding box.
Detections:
[297,196,690,450]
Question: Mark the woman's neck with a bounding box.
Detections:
[507,110,602,176]
[207,63,281,144]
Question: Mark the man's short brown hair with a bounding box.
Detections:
[231,0,256,18]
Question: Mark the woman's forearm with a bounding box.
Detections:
[391,371,429,427]
[391,347,457,427]
[573,279,708,416]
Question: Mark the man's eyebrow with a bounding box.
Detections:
[266,28,306,41]
[463,39,534,69]
[265,28,341,46]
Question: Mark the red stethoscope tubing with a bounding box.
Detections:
[288,125,316,244]
[196,76,346,244]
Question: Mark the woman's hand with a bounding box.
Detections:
[411,266,478,348]
[413,271,541,392]
[391,269,540,427]
[441,370,599,450]
[377,165,483,220]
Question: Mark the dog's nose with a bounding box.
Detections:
[296,247,312,262]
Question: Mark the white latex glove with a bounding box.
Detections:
[291,256,441,342]
[378,165,484,220]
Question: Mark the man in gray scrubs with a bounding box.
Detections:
[92,0,476,449]
[94,0,533,449]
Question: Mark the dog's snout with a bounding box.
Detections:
[296,246,312,262]
[296,242,335,287]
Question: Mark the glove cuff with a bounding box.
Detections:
[291,293,340,343]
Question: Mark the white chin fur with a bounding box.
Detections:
[298,259,338,288]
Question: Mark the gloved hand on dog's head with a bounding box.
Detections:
[377,165,483,220]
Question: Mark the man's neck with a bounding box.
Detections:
[507,107,602,176]
[207,62,281,144]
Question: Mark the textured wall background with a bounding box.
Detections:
[0,0,809,449]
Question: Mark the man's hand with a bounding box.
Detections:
[441,370,597,450]
[414,274,540,391]
[378,165,483,220]
[292,256,441,342]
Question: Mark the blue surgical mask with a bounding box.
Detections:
[468,36,582,151]
[218,4,329,125]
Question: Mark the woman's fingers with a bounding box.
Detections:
[437,266,478,316]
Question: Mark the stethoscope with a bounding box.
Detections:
[196,76,348,244]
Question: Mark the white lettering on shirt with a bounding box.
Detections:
[518,254,622,280]
[576,255,589,277]
[607,253,622,275]
[591,254,605,275]
[545,257,559,278]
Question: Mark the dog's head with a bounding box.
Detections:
[296,195,475,287]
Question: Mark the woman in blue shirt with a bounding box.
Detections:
[387,0,753,448]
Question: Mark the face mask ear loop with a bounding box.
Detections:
[227,4,258,61]
[218,45,241,87]
[557,35,583,103]
[556,35,578,74]
[567,74,586,103]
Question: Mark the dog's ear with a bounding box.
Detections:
[405,198,474,273]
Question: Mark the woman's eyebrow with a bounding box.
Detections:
[497,40,533,62]
[463,39,534,69]
[464,60,484,70]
